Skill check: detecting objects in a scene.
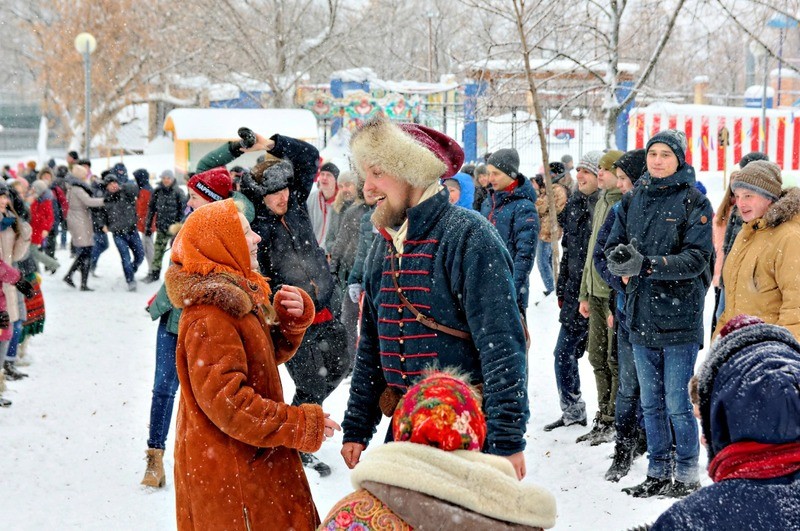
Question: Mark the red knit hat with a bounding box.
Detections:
[392,371,486,451]
[187,167,233,202]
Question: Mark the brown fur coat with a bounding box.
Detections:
[166,266,322,531]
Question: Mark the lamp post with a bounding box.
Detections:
[748,40,769,152]
[74,32,97,157]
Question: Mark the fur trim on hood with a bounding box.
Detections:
[763,187,800,228]
[165,266,255,319]
[350,114,448,188]
[351,442,557,529]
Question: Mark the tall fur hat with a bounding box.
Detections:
[350,113,464,188]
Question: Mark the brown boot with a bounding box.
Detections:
[141,448,166,488]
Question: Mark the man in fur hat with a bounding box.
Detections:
[340,114,529,480]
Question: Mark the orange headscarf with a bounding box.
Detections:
[170,199,272,305]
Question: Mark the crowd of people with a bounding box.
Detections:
[4,114,799,529]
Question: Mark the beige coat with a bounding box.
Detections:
[717,188,800,340]
[535,183,568,243]
[0,219,32,322]
[66,181,104,247]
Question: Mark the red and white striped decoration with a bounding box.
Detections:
[628,103,800,172]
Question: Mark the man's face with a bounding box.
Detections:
[487,165,515,191]
[317,171,337,198]
[647,143,679,178]
[162,176,174,188]
[597,167,618,191]
[362,163,413,228]
[733,188,773,222]
[263,188,289,216]
[615,168,634,194]
[576,167,598,195]
[105,181,120,194]
[339,181,356,202]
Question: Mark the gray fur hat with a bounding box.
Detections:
[261,160,293,195]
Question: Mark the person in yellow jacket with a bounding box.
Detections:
[716,160,800,340]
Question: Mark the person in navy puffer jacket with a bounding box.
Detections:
[341,114,529,481]
[480,148,540,311]
[651,315,800,530]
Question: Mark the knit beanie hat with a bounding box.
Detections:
[133,169,149,189]
[392,371,486,451]
[261,160,293,195]
[487,148,520,179]
[646,129,686,168]
[188,167,233,203]
[319,162,340,180]
[160,169,175,180]
[599,150,624,171]
[31,180,48,197]
[739,151,768,169]
[548,161,566,179]
[350,113,464,188]
[613,149,647,184]
[731,160,783,202]
[576,150,603,176]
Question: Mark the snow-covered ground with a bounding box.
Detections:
[1,210,722,531]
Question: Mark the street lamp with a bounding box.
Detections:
[74,32,97,157]
[748,40,769,152]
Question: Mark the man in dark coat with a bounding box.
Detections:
[480,148,540,312]
[606,129,713,498]
[143,170,186,283]
[103,174,143,291]
[340,114,529,481]
[651,316,800,530]
[543,151,601,432]
[216,132,348,477]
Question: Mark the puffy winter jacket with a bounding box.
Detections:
[146,183,186,233]
[557,189,598,330]
[104,182,139,234]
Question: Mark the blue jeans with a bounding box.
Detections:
[615,325,643,443]
[633,342,700,483]
[113,231,145,283]
[146,316,179,450]
[91,232,109,271]
[536,239,555,293]
[2,320,23,362]
[553,324,588,422]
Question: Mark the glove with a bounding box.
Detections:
[0,311,8,329]
[15,279,35,299]
[348,283,363,303]
[558,297,564,309]
[606,238,645,278]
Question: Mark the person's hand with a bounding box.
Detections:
[578,300,590,318]
[14,279,35,299]
[505,451,526,480]
[607,313,614,329]
[278,285,304,316]
[341,442,365,469]
[607,238,645,278]
[102,226,109,233]
[145,228,152,237]
[42,230,49,239]
[0,310,9,329]
[712,274,720,288]
[241,132,275,153]
[348,283,363,304]
[323,413,341,441]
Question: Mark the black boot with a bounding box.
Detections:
[605,440,635,482]
[667,480,700,498]
[142,272,160,284]
[79,259,92,291]
[0,396,11,407]
[576,412,602,443]
[589,419,615,446]
[300,452,331,477]
[3,360,28,380]
[622,476,672,498]
[543,416,587,432]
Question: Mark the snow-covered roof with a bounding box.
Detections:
[371,79,459,94]
[744,85,776,98]
[463,58,641,76]
[634,101,793,117]
[163,108,318,142]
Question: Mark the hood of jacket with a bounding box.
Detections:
[758,187,800,229]
[449,172,475,209]
[698,322,800,460]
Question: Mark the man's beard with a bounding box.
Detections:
[371,199,408,229]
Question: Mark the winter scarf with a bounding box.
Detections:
[708,440,800,483]
[170,199,271,307]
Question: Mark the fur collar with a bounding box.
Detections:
[165,265,253,318]
[762,187,800,228]
[351,442,557,529]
